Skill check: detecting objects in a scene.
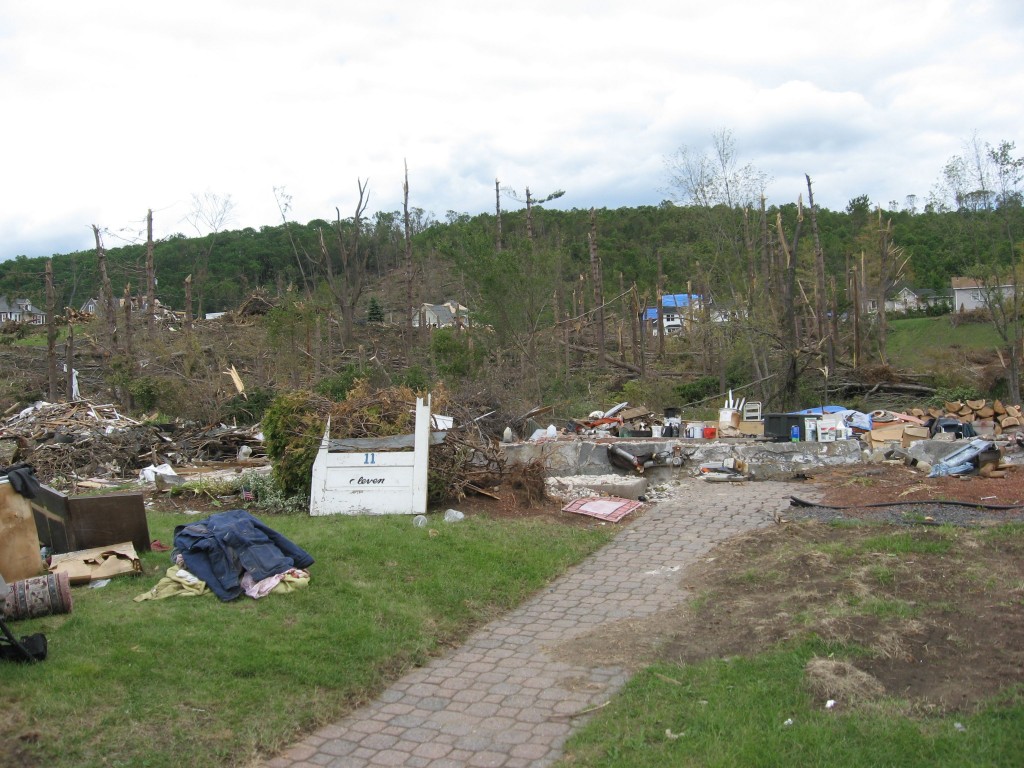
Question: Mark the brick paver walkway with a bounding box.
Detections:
[259,478,815,768]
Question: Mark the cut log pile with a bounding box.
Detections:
[912,399,1024,435]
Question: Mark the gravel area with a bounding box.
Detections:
[786,498,1024,527]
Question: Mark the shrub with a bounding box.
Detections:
[674,375,720,405]
[262,391,330,497]
[430,328,481,378]
[221,386,276,426]
[315,364,369,401]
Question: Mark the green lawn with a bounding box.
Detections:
[559,642,1024,768]
[887,316,1004,371]
[2,511,613,768]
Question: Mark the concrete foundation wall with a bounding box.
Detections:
[503,437,864,481]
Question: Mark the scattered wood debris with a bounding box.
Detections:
[0,400,266,490]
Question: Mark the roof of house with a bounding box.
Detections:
[950,277,1014,291]
[662,293,701,308]
[0,295,45,315]
[951,277,981,290]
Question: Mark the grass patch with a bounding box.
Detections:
[558,641,1024,767]
[887,316,1003,371]
[3,511,613,768]
[982,523,1024,543]
[868,564,896,586]
[823,531,955,556]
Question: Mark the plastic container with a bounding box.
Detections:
[790,424,800,442]
[703,426,717,439]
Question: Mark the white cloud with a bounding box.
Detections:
[1,0,1022,259]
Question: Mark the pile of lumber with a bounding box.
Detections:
[918,399,1024,434]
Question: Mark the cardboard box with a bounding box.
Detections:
[737,420,765,436]
[867,423,906,449]
[901,425,931,448]
[718,409,741,429]
[818,418,838,442]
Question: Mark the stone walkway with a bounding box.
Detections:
[259,478,816,768]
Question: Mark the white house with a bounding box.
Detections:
[951,277,1015,312]
[884,286,948,313]
[642,293,703,335]
[411,300,470,329]
[0,296,46,324]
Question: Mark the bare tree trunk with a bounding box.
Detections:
[852,268,862,367]
[806,175,828,347]
[495,178,503,253]
[525,187,534,244]
[589,208,605,370]
[92,225,118,355]
[829,275,839,371]
[123,284,133,360]
[775,199,804,407]
[146,209,156,336]
[45,259,58,401]
[65,323,76,401]
[629,283,641,370]
[313,314,322,378]
[404,161,415,332]
[657,250,665,358]
[184,274,193,332]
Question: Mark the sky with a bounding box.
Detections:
[2,0,1022,262]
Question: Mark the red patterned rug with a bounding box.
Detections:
[561,496,643,522]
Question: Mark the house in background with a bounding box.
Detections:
[951,277,1015,312]
[0,295,46,324]
[642,293,703,335]
[411,300,470,329]
[884,284,950,313]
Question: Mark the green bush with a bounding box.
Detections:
[674,375,720,405]
[261,391,326,497]
[430,328,481,378]
[396,365,431,392]
[127,376,162,412]
[315,364,369,400]
[221,386,276,425]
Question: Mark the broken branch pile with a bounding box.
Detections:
[0,400,266,489]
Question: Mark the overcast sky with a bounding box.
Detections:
[2,0,1022,262]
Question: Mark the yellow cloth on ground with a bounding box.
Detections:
[271,570,310,594]
[134,566,209,601]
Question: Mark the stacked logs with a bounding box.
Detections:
[913,399,1023,435]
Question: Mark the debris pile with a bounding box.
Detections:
[0,400,266,489]
[229,291,278,320]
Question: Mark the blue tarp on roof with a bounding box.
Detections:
[643,294,702,320]
[662,293,700,308]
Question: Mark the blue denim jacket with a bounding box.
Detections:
[173,510,314,601]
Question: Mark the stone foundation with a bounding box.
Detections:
[503,436,864,481]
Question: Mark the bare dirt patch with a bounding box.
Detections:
[554,465,1024,714]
